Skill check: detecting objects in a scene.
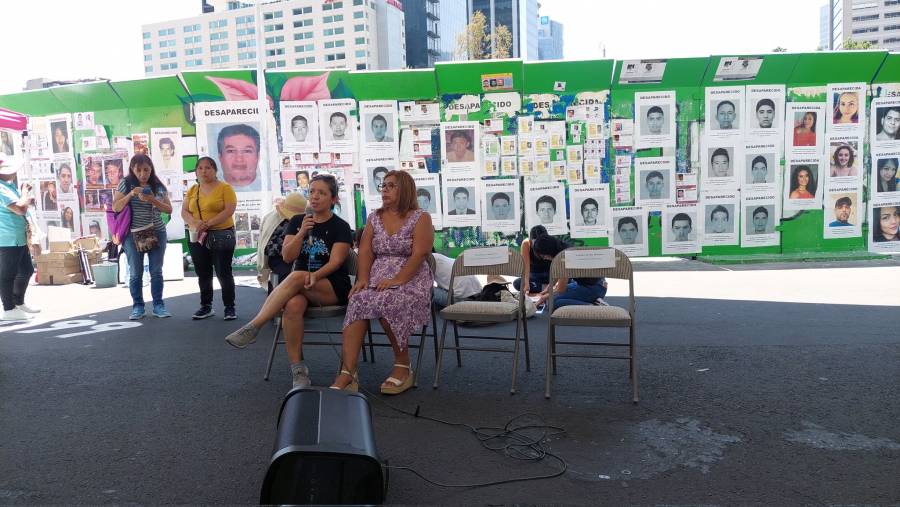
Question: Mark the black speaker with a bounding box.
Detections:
[260,387,386,505]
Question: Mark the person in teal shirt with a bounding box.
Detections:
[0,159,41,321]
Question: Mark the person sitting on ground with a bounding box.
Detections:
[224,174,352,390]
[256,192,307,291]
[531,235,608,308]
[513,225,552,295]
[330,170,434,395]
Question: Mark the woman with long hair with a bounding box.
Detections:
[793,111,817,147]
[111,154,172,320]
[877,158,899,193]
[330,170,434,394]
[872,206,900,242]
[830,144,857,177]
[789,165,817,199]
[832,91,859,124]
[61,207,75,231]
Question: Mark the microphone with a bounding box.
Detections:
[305,205,314,247]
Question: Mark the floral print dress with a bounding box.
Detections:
[343,209,433,350]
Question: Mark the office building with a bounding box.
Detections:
[402,0,468,68]
[820,4,832,49]
[141,0,406,76]
[537,15,563,60]
[467,0,539,60]
[827,0,900,51]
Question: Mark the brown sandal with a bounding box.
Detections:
[380,363,413,395]
[329,368,359,392]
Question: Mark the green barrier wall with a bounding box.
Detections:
[0,51,894,262]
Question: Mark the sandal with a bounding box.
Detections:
[380,363,414,395]
[329,368,359,392]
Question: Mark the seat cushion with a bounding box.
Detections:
[550,304,631,325]
[440,301,519,322]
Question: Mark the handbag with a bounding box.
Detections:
[131,224,159,253]
[195,184,235,252]
[105,187,132,246]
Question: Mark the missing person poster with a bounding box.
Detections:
[440,121,480,174]
[524,181,567,235]
[785,102,827,157]
[318,98,358,153]
[713,56,763,82]
[569,184,609,239]
[700,139,741,191]
[869,96,900,149]
[745,85,785,139]
[783,155,823,211]
[399,100,440,124]
[442,174,481,227]
[827,82,866,134]
[360,100,398,151]
[868,198,900,252]
[823,187,862,239]
[150,127,183,175]
[280,101,320,153]
[610,206,648,257]
[362,154,398,211]
[743,141,780,193]
[47,114,72,157]
[194,101,265,193]
[871,147,900,201]
[741,193,779,247]
[635,91,676,149]
[412,172,443,230]
[634,156,676,209]
[701,191,739,246]
[662,204,702,254]
[704,86,744,139]
[481,179,520,234]
[825,133,863,189]
[619,59,667,84]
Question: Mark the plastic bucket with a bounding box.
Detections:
[92,262,119,288]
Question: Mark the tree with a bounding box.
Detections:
[842,38,878,50]
[456,11,513,60]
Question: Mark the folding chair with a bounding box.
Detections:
[432,247,530,394]
[362,253,439,387]
[545,247,638,403]
[263,249,361,380]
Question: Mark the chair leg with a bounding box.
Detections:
[522,312,531,372]
[365,325,375,363]
[551,324,558,375]
[433,319,450,389]
[509,316,522,395]
[545,321,553,399]
[630,324,639,404]
[263,317,282,381]
[431,306,439,363]
[452,321,462,367]
[413,325,427,387]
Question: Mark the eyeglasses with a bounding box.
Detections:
[381,182,398,191]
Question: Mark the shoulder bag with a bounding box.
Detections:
[197,184,236,252]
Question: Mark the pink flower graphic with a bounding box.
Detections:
[206,77,274,108]
[280,72,331,101]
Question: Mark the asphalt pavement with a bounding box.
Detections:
[1,258,899,504]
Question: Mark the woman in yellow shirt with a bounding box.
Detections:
[181,156,238,320]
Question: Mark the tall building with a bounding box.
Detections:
[820,4,832,49]
[828,0,900,51]
[141,0,406,77]
[537,15,563,60]
[402,0,467,68]
[466,0,539,60]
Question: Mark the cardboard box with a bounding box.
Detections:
[49,240,74,253]
[36,271,83,285]
[74,236,100,251]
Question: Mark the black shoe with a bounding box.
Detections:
[223,306,237,320]
[192,306,215,320]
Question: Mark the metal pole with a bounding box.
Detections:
[253,1,272,209]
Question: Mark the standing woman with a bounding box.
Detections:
[181,156,238,320]
[331,170,434,394]
[112,154,173,320]
[0,162,41,321]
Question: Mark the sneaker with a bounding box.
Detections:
[129,306,146,320]
[152,303,171,318]
[192,306,215,320]
[225,324,258,349]
[593,297,609,306]
[223,306,237,321]
[16,303,41,314]
[291,363,311,389]
[1,308,34,321]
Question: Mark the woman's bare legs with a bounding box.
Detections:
[282,294,308,364]
[331,319,368,388]
[379,318,410,387]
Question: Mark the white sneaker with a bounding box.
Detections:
[16,304,41,314]
[1,308,34,321]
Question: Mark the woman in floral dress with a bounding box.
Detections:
[331,171,434,394]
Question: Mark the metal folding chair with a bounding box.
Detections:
[263,250,360,380]
[545,247,638,403]
[432,247,530,394]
